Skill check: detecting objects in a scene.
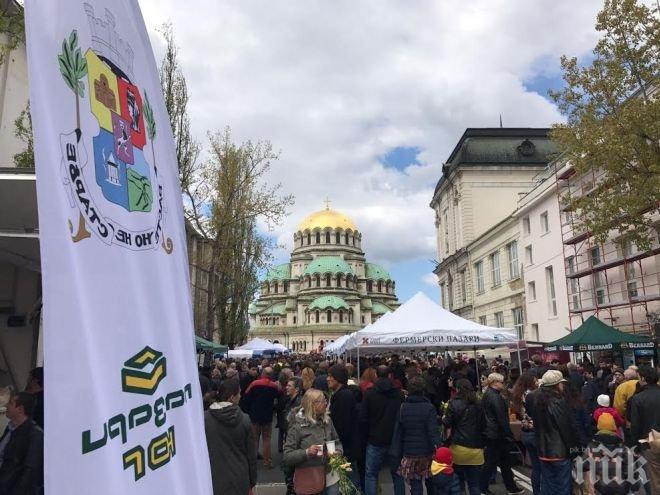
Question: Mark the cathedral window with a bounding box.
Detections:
[307,233,310,245]
[336,232,340,244]
[293,315,297,324]
[345,277,350,288]
[274,282,278,293]
[336,274,341,287]
[367,280,373,292]
[327,310,332,323]
[325,231,330,243]
[316,232,320,244]
[315,311,320,323]
[339,311,343,323]
[326,274,331,287]
[315,275,321,287]
[352,236,355,246]
[378,281,382,292]
[283,281,289,292]
[345,233,349,244]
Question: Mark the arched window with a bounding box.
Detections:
[378,281,382,292]
[352,235,356,246]
[315,311,320,323]
[327,310,332,323]
[367,280,373,292]
[345,233,349,244]
[315,232,320,244]
[325,231,330,244]
[336,274,341,287]
[283,281,289,292]
[335,232,340,244]
[303,341,307,351]
[326,274,331,287]
[307,312,310,323]
[307,233,311,245]
[274,282,278,293]
[315,275,321,287]
[300,236,304,247]
[339,311,343,323]
[293,315,297,324]
[345,277,350,288]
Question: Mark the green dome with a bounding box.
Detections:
[372,302,392,315]
[366,263,392,281]
[308,295,349,311]
[303,257,354,277]
[265,263,291,281]
[262,302,287,315]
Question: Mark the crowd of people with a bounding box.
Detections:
[200,353,660,495]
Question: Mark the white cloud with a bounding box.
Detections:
[422,272,438,287]
[139,0,603,268]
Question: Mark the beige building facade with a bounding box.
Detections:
[430,128,558,335]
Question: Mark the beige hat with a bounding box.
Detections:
[541,369,568,387]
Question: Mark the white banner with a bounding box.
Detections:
[25,1,212,493]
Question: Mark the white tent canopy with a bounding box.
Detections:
[324,334,351,355]
[272,343,290,353]
[346,292,517,352]
[238,337,278,352]
[227,349,253,359]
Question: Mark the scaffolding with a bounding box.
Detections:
[555,162,660,338]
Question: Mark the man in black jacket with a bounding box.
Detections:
[313,361,330,391]
[360,365,404,495]
[628,366,660,494]
[328,364,360,486]
[526,370,578,495]
[479,373,523,495]
[0,392,43,495]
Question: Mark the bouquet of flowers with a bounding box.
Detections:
[328,454,360,495]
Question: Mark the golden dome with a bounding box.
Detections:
[298,207,357,232]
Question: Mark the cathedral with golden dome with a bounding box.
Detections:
[248,204,399,353]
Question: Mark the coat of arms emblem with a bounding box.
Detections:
[57,4,172,253]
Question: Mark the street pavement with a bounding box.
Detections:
[253,424,534,494]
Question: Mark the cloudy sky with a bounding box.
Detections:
[139,0,605,302]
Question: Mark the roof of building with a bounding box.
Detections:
[372,301,392,315]
[433,128,558,199]
[298,207,357,232]
[261,303,287,315]
[308,295,350,311]
[302,256,354,276]
[365,262,392,281]
[264,263,291,281]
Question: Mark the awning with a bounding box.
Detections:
[195,335,228,353]
[543,316,654,352]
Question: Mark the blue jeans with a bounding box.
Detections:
[521,430,541,495]
[540,458,572,495]
[364,444,405,495]
[454,464,482,495]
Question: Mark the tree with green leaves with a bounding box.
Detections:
[550,0,659,250]
[58,30,88,130]
[0,3,24,67]
[196,128,293,345]
[13,102,32,168]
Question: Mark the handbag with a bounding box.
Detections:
[293,465,326,495]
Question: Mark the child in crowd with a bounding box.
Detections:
[593,394,624,438]
[430,447,462,495]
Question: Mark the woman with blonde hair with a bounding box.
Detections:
[284,389,343,495]
[301,366,316,392]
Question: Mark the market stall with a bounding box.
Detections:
[543,315,655,367]
[345,292,519,375]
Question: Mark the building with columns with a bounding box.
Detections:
[248,205,399,352]
[430,128,558,334]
